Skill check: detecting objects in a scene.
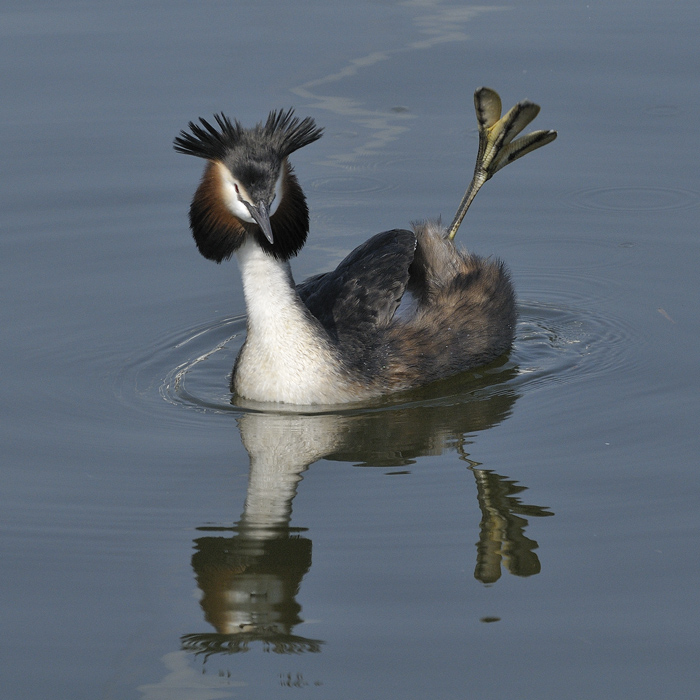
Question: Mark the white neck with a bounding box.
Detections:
[233,239,360,404]
[236,238,299,334]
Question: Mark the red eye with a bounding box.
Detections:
[234,183,240,194]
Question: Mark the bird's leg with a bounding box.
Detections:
[446,87,557,240]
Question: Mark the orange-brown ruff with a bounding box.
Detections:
[174,88,556,405]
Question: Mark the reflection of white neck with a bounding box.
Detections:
[233,240,357,404]
[242,458,300,535]
[239,413,346,535]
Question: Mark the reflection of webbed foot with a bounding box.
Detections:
[471,467,555,584]
[447,87,557,239]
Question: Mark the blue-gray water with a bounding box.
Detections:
[3,1,699,698]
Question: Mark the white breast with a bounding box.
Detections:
[233,240,370,404]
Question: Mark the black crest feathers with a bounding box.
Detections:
[173,108,324,162]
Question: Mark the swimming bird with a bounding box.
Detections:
[174,87,556,405]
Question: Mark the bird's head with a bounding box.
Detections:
[174,109,323,262]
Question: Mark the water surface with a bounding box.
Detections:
[2,1,700,698]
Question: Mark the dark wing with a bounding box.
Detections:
[298,229,416,341]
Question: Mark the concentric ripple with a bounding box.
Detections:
[117,295,638,418]
[115,316,246,419]
[508,299,635,392]
[569,186,699,212]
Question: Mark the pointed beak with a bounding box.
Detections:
[244,200,274,244]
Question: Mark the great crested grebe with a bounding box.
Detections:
[174,87,556,405]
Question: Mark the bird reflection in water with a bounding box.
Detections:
[181,375,554,660]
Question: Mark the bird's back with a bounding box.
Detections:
[297,221,515,394]
[385,221,515,388]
